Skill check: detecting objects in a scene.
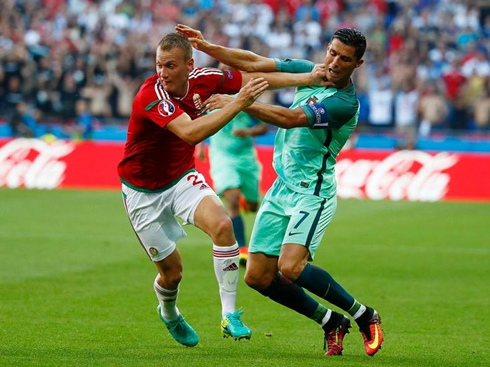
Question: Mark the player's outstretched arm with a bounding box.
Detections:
[176,24,275,72]
[241,66,329,89]
[176,25,332,89]
[166,78,269,145]
[203,94,308,129]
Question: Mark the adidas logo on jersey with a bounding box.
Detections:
[199,183,208,190]
[223,262,238,272]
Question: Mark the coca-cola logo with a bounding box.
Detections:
[336,150,459,202]
[0,139,75,189]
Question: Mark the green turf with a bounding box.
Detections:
[0,188,489,366]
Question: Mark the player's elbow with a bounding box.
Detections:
[181,132,202,145]
[239,57,275,73]
[167,115,202,145]
[173,126,202,145]
[238,52,263,72]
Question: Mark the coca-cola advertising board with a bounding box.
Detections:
[0,138,489,202]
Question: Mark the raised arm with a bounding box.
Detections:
[176,24,330,89]
[167,78,268,145]
[240,67,327,89]
[176,24,275,72]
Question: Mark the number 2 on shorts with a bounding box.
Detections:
[187,174,203,186]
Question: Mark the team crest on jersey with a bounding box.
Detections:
[307,96,319,105]
[149,247,159,256]
[158,99,175,117]
[193,93,205,115]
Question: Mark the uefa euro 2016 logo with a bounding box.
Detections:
[158,99,175,117]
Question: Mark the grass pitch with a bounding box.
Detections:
[0,188,489,366]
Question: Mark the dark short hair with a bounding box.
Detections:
[157,33,193,61]
[332,28,367,60]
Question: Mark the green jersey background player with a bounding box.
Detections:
[199,107,267,265]
[177,24,384,357]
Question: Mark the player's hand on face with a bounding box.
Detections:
[175,24,207,50]
[235,77,269,109]
[203,94,234,112]
[311,64,336,88]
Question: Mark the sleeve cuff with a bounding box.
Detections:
[273,58,282,72]
[300,105,315,128]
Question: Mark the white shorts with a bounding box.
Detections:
[122,171,217,262]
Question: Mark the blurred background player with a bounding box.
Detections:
[118,32,330,347]
[198,88,268,266]
[177,24,384,357]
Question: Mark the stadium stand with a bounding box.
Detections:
[0,0,489,150]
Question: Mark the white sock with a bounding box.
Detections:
[153,275,180,321]
[213,243,240,318]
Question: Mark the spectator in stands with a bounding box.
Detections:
[473,86,490,130]
[418,83,449,136]
[54,73,80,123]
[3,76,25,114]
[368,69,393,128]
[450,92,471,131]
[442,58,467,103]
[9,101,38,138]
[72,99,94,140]
[394,80,419,142]
[356,83,370,127]
[0,0,489,142]
[81,75,113,122]
[462,49,490,78]
[109,71,140,120]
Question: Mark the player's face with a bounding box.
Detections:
[156,47,194,97]
[324,39,363,89]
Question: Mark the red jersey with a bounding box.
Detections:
[118,68,242,191]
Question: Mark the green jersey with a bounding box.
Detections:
[273,58,360,199]
[209,98,264,160]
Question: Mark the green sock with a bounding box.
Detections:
[348,300,367,319]
[311,303,329,324]
[295,263,355,311]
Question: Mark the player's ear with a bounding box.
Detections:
[355,59,364,68]
[187,58,194,71]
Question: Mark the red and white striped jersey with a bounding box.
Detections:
[118,69,242,191]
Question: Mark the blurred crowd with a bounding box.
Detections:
[1,0,489,141]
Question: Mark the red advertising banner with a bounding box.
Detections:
[1,138,489,202]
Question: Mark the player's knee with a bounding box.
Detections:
[244,271,272,290]
[165,271,182,288]
[159,267,183,289]
[212,216,234,239]
[278,263,303,282]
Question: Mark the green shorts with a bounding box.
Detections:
[210,153,261,202]
[249,178,337,260]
